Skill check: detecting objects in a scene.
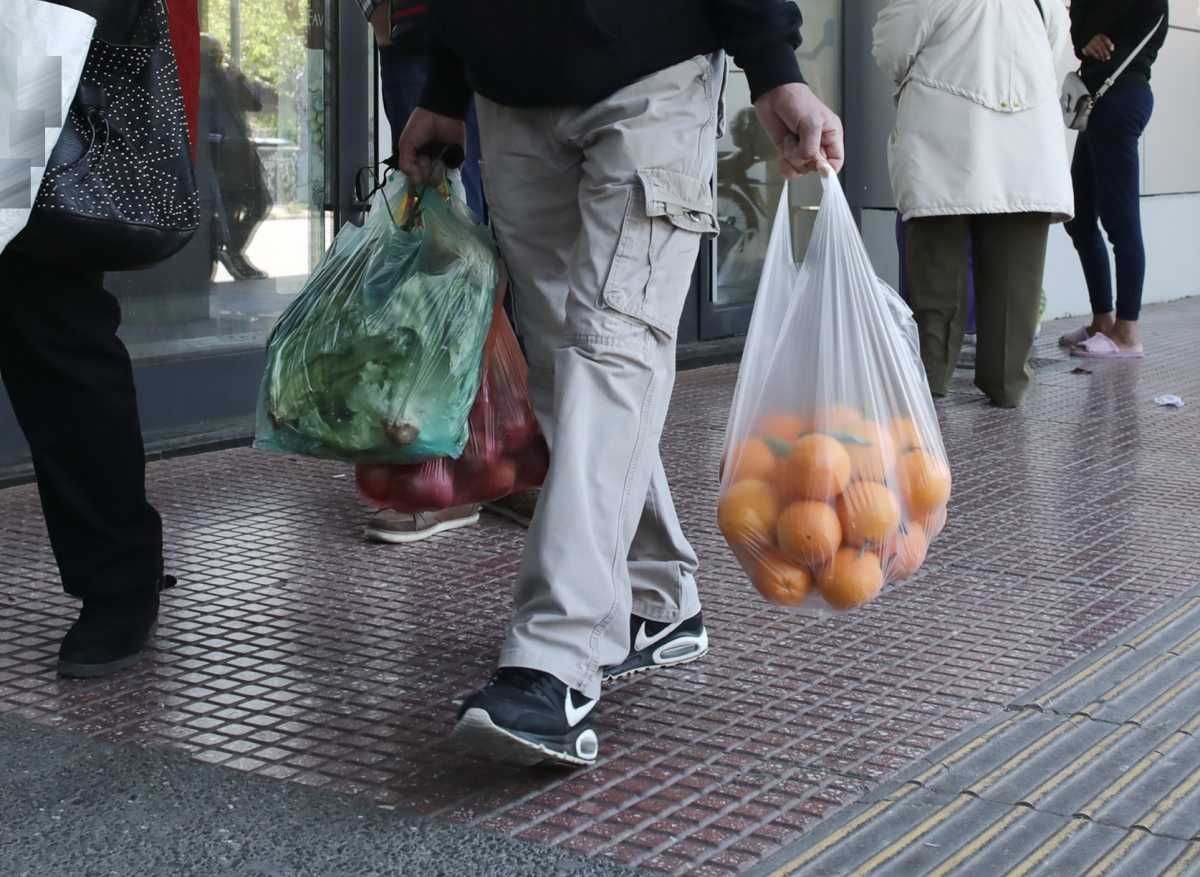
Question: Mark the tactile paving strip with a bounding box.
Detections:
[753,592,1200,877]
[2,300,1200,875]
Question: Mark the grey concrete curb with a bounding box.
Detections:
[0,713,638,877]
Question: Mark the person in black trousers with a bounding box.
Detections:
[0,250,170,677]
[1061,0,1168,359]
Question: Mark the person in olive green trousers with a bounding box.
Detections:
[874,0,1074,407]
[905,216,1050,405]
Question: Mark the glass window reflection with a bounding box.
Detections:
[715,0,843,305]
[108,0,330,360]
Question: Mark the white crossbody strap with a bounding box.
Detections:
[1095,16,1166,100]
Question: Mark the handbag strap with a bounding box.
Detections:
[1095,15,1166,99]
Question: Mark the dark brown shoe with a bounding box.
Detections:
[482,489,540,528]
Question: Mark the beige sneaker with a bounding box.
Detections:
[482,489,540,528]
[365,505,481,544]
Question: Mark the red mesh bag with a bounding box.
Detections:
[355,293,548,511]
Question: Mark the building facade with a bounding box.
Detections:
[1,0,1197,474]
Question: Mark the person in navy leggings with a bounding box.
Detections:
[1062,1,1168,358]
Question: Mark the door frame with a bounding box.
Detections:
[696,235,754,340]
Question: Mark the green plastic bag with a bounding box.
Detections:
[254,173,499,463]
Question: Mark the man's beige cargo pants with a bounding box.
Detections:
[476,54,724,699]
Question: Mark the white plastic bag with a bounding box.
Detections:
[0,1,96,255]
[719,171,951,612]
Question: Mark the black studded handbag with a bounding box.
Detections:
[11,0,199,272]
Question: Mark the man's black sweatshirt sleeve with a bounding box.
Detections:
[711,0,805,100]
[417,0,807,119]
[421,42,472,119]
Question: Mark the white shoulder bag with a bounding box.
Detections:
[1062,16,1165,131]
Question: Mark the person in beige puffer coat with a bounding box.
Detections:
[874,0,1074,407]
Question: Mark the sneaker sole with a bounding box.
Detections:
[56,621,156,679]
[602,630,710,686]
[451,708,597,768]
[365,512,481,544]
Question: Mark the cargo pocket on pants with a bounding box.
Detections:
[601,168,718,339]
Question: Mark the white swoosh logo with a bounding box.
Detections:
[635,618,685,652]
[564,690,596,727]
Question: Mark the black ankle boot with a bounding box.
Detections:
[57,576,175,678]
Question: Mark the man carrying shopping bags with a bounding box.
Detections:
[359,0,487,543]
[361,0,541,541]
[392,0,844,767]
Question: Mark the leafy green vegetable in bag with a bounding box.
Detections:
[255,173,499,463]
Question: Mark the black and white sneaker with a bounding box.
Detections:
[451,668,600,768]
[602,610,709,684]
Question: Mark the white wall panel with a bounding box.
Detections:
[1168,0,1200,31]
[860,197,1200,320]
[1144,27,1200,195]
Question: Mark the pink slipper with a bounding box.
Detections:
[1058,326,1091,347]
[1071,333,1145,359]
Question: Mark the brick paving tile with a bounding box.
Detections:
[2,302,1199,872]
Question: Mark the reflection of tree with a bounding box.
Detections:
[201,0,306,142]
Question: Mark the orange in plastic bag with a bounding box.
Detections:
[719,172,951,612]
[356,289,548,512]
